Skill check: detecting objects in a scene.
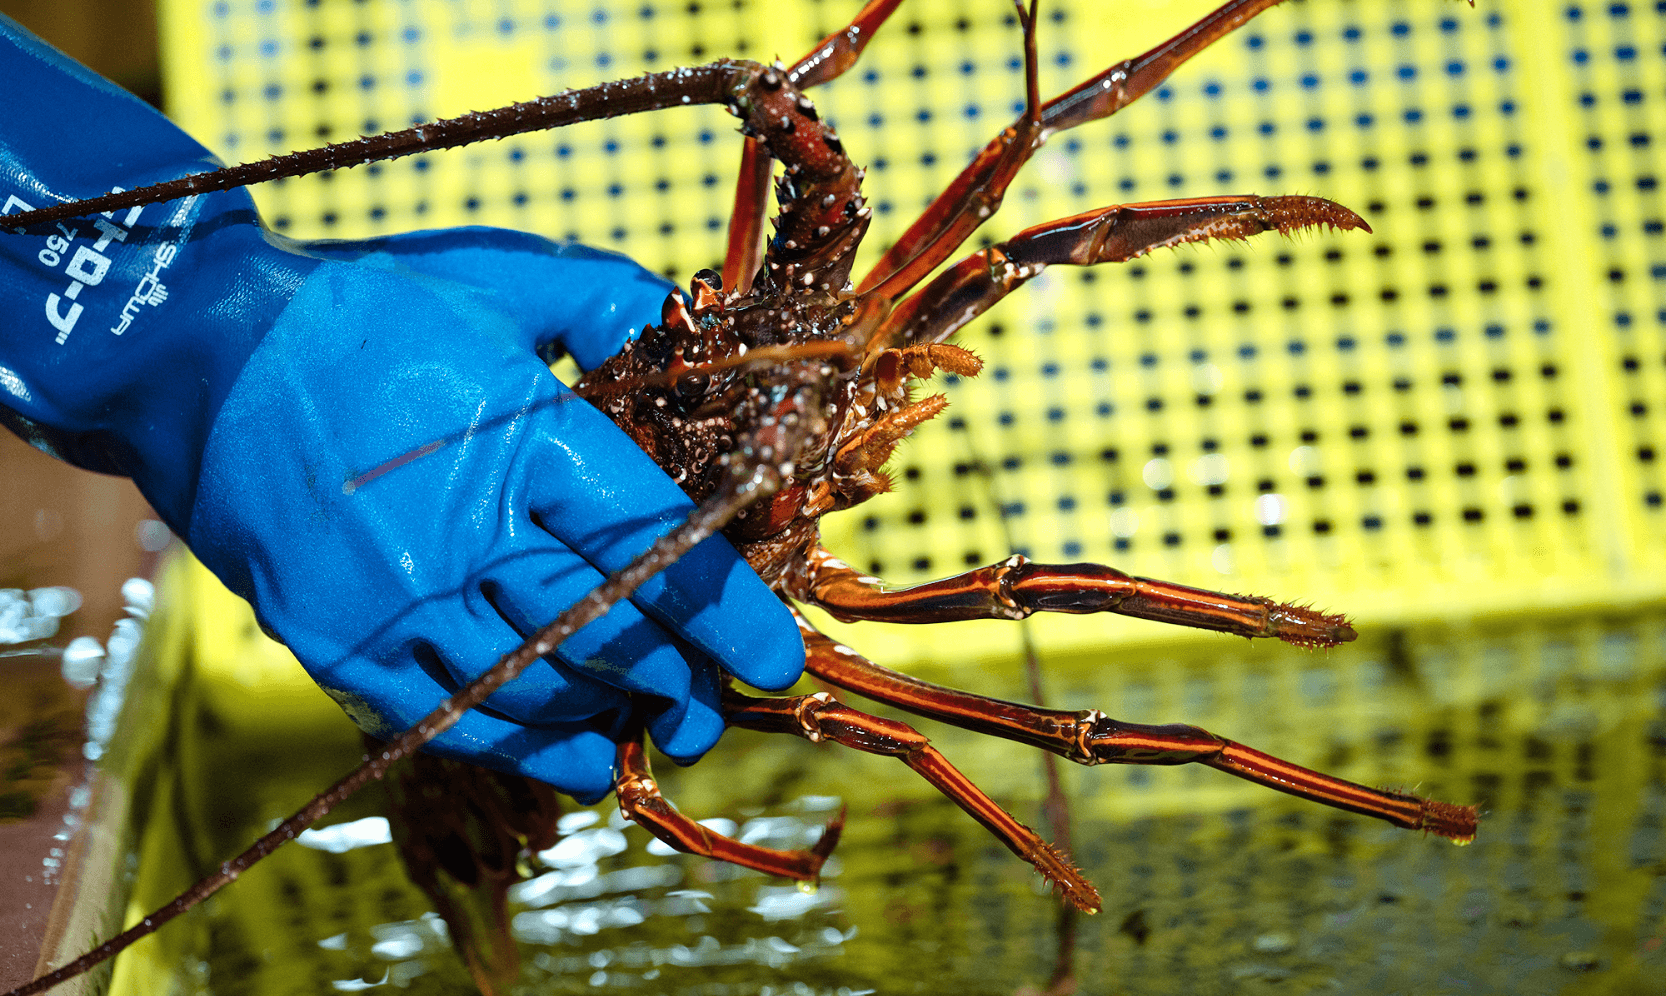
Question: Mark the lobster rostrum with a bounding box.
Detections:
[6,2,1481,994]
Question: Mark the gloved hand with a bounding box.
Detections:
[0,15,803,803]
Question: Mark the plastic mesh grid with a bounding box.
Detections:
[157,0,1664,669]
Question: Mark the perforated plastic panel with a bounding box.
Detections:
[157,0,1665,667]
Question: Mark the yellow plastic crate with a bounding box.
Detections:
[155,0,1665,668]
[36,2,1663,994]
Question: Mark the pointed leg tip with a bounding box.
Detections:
[1261,196,1371,238]
[1336,204,1372,234]
[1422,799,1480,843]
[1035,842,1101,913]
[1055,878,1101,914]
[1269,604,1358,649]
[811,806,848,861]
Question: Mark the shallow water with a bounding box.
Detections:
[94,603,1666,996]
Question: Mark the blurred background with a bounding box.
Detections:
[0,1,160,989]
[5,1,1665,994]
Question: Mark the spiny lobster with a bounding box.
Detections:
[7,1,1480,993]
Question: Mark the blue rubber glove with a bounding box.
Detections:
[0,15,803,803]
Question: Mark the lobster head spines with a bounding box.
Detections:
[722,62,872,298]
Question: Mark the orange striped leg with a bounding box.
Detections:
[720,137,773,297]
[721,684,1102,912]
[787,547,1357,648]
[614,733,842,881]
[791,613,1477,843]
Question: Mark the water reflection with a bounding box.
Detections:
[511,861,679,908]
[528,926,861,977]
[129,613,1666,995]
[297,816,393,853]
[289,794,856,994]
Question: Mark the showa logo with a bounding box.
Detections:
[110,241,175,336]
[3,189,184,344]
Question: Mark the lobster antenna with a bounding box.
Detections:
[4,62,755,230]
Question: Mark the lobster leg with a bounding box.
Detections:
[788,546,1356,648]
[876,194,1368,350]
[721,684,1101,912]
[721,138,774,297]
[788,0,908,89]
[789,612,1478,842]
[859,0,1305,299]
[613,730,843,881]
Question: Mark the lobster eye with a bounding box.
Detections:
[691,268,723,296]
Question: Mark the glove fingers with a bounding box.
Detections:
[312,655,624,803]
[297,228,673,370]
[431,710,623,805]
[463,541,702,711]
[422,542,730,765]
[629,536,805,692]
[646,652,726,764]
[414,608,628,727]
[523,414,805,691]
